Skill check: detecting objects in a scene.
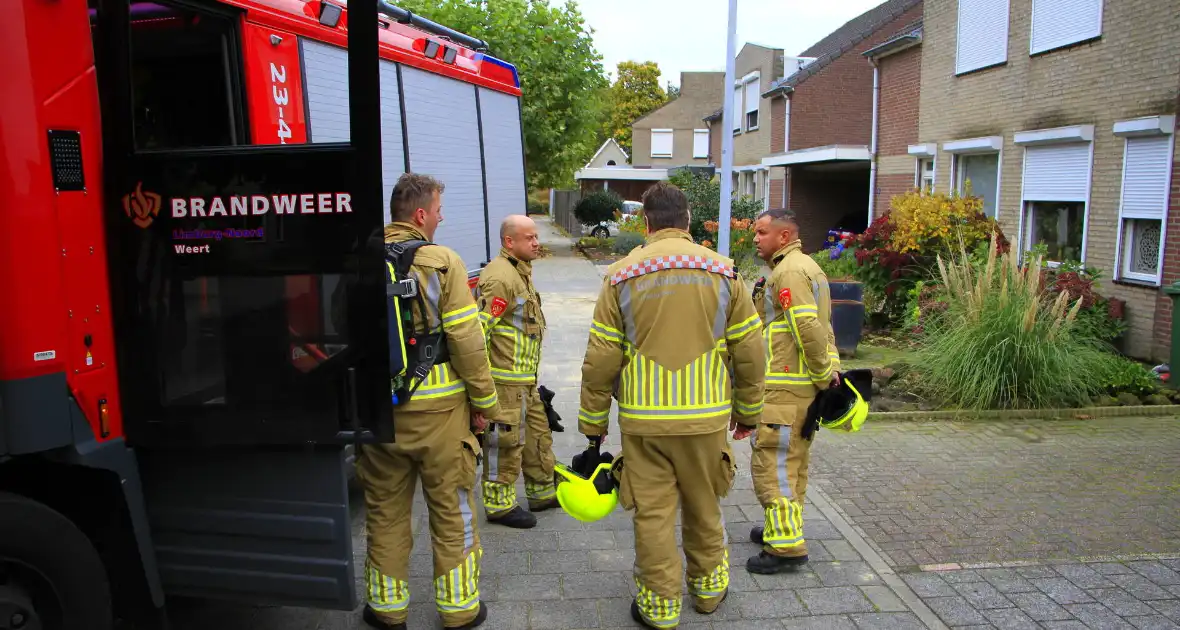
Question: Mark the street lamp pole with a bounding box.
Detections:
[717,0,738,257]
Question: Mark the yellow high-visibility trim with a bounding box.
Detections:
[635,578,681,629]
[578,407,609,425]
[688,549,730,599]
[409,364,466,400]
[734,399,764,415]
[590,320,624,343]
[726,313,762,342]
[434,548,481,613]
[469,389,498,410]
[366,560,410,613]
[441,304,478,329]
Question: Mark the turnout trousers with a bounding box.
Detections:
[751,390,814,558]
[480,383,557,515]
[618,429,737,628]
[356,400,484,628]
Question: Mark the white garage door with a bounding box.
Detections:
[401,66,488,269]
[299,38,406,224]
[478,87,527,254]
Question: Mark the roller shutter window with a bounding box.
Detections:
[650,129,673,159]
[732,87,743,132]
[479,87,528,258]
[693,129,709,159]
[1021,142,1092,264]
[955,0,1010,75]
[744,77,760,130]
[401,66,488,270]
[1118,134,1173,283]
[300,39,407,224]
[1030,0,1103,55]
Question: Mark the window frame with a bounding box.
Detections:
[692,129,710,159]
[916,157,936,193]
[127,0,252,153]
[650,128,674,159]
[950,149,1002,219]
[1015,132,1095,266]
[1113,117,1175,285]
[955,0,1011,76]
[1029,0,1104,56]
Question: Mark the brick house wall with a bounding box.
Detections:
[872,43,923,218]
[632,71,725,167]
[1152,84,1180,362]
[918,0,1180,361]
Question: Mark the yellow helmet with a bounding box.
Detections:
[554,461,618,523]
[817,369,872,433]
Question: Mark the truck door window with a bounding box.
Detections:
[125,1,245,150]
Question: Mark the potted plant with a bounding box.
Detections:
[813,233,864,357]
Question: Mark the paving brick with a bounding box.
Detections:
[1031,577,1096,605]
[1007,591,1074,622]
[1128,561,1180,586]
[860,585,909,612]
[799,586,878,615]
[1111,574,1178,600]
[792,614,859,630]
[1087,588,1158,617]
[492,574,562,601]
[824,539,867,562]
[850,612,927,630]
[1151,600,1180,622]
[527,599,599,630]
[982,607,1040,630]
[924,596,989,626]
[952,581,1014,609]
[557,530,616,551]
[751,567,824,591]
[1053,563,1118,589]
[1065,602,1138,630]
[813,562,884,587]
[1127,614,1180,630]
[479,600,530,630]
[734,589,807,618]
[528,550,581,575]
[902,572,958,598]
[562,572,633,599]
[587,549,634,573]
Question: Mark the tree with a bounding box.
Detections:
[601,61,668,156]
[666,82,681,101]
[392,0,609,190]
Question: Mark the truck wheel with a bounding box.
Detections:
[591,226,609,239]
[0,492,112,630]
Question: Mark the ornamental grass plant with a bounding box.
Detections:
[912,233,1119,410]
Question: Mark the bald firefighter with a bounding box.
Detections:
[579,183,766,629]
[358,173,499,630]
[744,208,841,575]
[475,214,558,528]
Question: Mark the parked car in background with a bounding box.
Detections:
[588,200,642,238]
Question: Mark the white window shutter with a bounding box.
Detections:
[650,129,673,158]
[732,87,743,131]
[1031,0,1102,54]
[744,80,760,115]
[1119,135,1173,220]
[1022,143,1091,202]
[693,129,709,158]
[956,0,1010,75]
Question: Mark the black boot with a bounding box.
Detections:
[746,550,809,574]
[750,526,764,545]
[362,605,407,630]
[451,602,489,629]
[487,505,537,529]
[528,497,559,512]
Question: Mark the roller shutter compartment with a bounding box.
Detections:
[478,87,527,256]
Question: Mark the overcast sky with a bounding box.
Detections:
[557,0,888,86]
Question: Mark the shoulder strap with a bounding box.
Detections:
[385,239,432,277]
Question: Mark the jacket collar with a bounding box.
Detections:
[499,247,533,277]
[771,240,803,266]
[646,228,693,245]
[383,221,430,243]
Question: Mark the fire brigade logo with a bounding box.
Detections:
[490,297,508,318]
[778,288,792,309]
[122,182,162,228]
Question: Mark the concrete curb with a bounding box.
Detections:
[868,404,1180,422]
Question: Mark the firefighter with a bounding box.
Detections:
[475,214,558,528]
[357,173,500,630]
[578,182,766,629]
[745,207,841,575]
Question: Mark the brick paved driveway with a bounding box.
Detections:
[167,218,1180,629]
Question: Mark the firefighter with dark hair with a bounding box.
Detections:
[578,182,766,629]
[745,207,841,574]
[475,214,559,528]
[357,172,499,630]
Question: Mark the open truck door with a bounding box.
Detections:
[91,0,390,611]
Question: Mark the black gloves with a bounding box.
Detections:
[538,385,565,432]
[570,437,617,494]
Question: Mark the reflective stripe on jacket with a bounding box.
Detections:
[754,240,841,397]
[579,229,766,437]
[385,223,501,417]
[476,249,546,384]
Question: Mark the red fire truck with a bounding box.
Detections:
[0,0,527,627]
